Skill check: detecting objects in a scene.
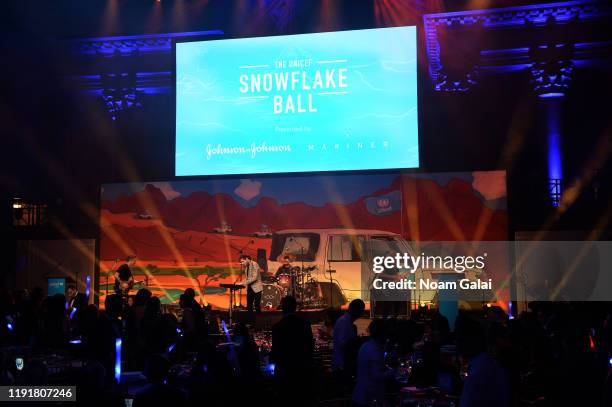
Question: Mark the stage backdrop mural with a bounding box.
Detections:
[99,171,507,308]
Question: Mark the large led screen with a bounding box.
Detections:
[175,26,418,176]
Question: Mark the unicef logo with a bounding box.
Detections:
[376,198,391,213]
[377,198,390,208]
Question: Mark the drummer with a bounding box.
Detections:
[275,255,294,279]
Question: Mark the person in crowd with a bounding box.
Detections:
[183,288,202,312]
[80,304,100,358]
[76,360,123,407]
[93,294,122,387]
[133,354,187,407]
[233,322,262,404]
[66,283,88,311]
[66,283,88,336]
[40,294,69,348]
[125,288,151,369]
[179,293,197,350]
[332,298,365,372]
[352,318,394,407]
[183,287,209,340]
[16,287,44,346]
[141,296,164,354]
[270,295,314,405]
[141,296,178,356]
[234,323,259,370]
[456,315,509,407]
[187,341,233,406]
[429,309,450,344]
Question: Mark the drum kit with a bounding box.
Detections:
[262,265,326,310]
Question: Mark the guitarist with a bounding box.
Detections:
[114,255,136,295]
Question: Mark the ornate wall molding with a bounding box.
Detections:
[72,30,223,56]
[68,30,223,120]
[423,1,612,93]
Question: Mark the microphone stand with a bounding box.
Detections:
[237,265,244,308]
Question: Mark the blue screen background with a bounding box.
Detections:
[176,26,418,176]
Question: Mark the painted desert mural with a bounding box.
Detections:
[99,171,508,308]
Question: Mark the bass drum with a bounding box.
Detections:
[262,284,282,310]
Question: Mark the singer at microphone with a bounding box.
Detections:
[237,254,263,320]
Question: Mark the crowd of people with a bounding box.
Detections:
[1,284,612,406]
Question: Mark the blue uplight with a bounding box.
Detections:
[539,92,565,98]
[86,275,91,299]
[115,338,122,383]
[548,136,562,180]
[221,320,231,342]
[545,98,563,207]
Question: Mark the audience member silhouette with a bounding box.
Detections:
[332,299,365,372]
[271,295,314,406]
[352,318,393,407]
[133,354,188,407]
[456,315,509,407]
